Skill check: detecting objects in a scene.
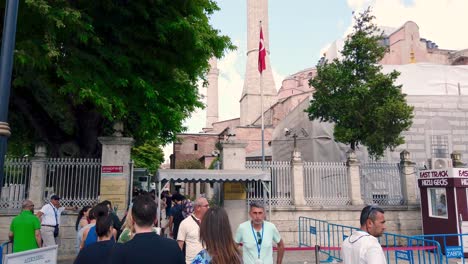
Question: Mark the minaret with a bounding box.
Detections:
[240,0,277,126]
[204,57,219,131]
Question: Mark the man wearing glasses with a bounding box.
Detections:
[177,197,210,264]
[235,202,284,264]
[9,200,42,252]
[342,205,387,264]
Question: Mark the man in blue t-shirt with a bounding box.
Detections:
[235,202,284,264]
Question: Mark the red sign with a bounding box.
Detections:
[102,166,123,174]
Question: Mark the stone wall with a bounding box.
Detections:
[269,206,422,246]
[0,212,78,260]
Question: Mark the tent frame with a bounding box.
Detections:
[156,169,272,227]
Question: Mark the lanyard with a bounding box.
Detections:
[250,223,264,259]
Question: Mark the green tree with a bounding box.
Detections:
[175,159,205,169]
[3,0,233,157]
[306,7,413,158]
[131,139,164,174]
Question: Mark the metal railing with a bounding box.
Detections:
[299,216,443,264]
[413,233,467,264]
[246,161,292,207]
[45,158,101,207]
[1,158,31,210]
[303,162,350,206]
[0,241,12,264]
[360,162,404,205]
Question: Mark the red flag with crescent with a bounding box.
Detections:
[258,27,266,73]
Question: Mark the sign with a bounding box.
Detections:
[310,226,316,235]
[4,245,57,264]
[102,166,124,177]
[420,178,449,187]
[419,168,468,179]
[446,246,463,258]
[223,183,246,200]
[395,250,412,262]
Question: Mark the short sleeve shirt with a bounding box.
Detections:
[341,230,387,264]
[177,215,204,264]
[235,221,281,264]
[39,203,65,226]
[10,210,41,252]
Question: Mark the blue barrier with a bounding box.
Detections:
[413,233,467,264]
[298,216,443,264]
[0,241,12,264]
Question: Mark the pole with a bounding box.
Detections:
[260,21,265,172]
[0,0,20,184]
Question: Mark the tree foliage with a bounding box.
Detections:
[2,0,233,158]
[306,8,413,158]
[131,139,164,174]
[175,159,204,169]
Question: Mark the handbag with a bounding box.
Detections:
[53,225,59,237]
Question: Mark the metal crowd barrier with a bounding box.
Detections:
[299,216,444,264]
[413,233,467,264]
[0,241,12,264]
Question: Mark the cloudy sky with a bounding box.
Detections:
[163,0,468,162]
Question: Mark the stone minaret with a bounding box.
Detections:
[240,0,277,126]
[205,57,219,131]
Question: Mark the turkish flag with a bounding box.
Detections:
[258,27,266,73]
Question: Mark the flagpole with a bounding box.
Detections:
[259,21,265,172]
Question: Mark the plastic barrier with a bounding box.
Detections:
[299,216,443,264]
[0,241,12,264]
[413,233,468,264]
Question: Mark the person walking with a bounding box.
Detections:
[75,206,92,232]
[74,215,115,264]
[341,205,387,264]
[168,193,185,239]
[9,200,41,252]
[235,202,284,264]
[192,206,242,264]
[109,195,184,264]
[100,200,122,238]
[177,197,210,264]
[77,207,96,253]
[36,195,77,247]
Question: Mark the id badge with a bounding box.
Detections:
[255,259,263,264]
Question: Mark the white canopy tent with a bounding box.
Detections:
[155,169,272,226]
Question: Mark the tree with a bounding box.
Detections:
[306,8,413,158]
[2,0,233,158]
[175,159,205,169]
[131,139,164,174]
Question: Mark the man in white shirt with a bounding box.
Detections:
[177,197,209,264]
[341,205,387,264]
[36,195,76,247]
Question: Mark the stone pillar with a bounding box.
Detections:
[346,150,363,205]
[98,136,134,216]
[291,150,306,206]
[195,182,201,198]
[400,150,418,205]
[221,140,248,234]
[451,151,465,168]
[29,143,48,208]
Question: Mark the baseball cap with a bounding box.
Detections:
[50,195,61,200]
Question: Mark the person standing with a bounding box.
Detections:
[36,195,76,247]
[100,200,122,238]
[74,215,115,264]
[235,202,284,264]
[192,207,242,264]
[168,193,185,239]
[9,200,41,252]
[341,205,387,264]
[109,195,184,264]
[177,197,209,264]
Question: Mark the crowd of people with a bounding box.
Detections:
[8,191,387,264]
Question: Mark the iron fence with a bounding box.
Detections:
[45,158,101,207]
[303,162,350,206]
[360,162,404,205]
[1,158,31,210]
[245,161,292,207]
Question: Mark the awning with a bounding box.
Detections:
[156,169,270,182]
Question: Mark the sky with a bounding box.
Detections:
[163,0,468,163]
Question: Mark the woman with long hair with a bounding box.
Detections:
[192,207,242,264]
[74,214,115,264]
[75,206,92,231]
[118,207,135,243]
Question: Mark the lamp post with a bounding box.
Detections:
[0,0,20,181]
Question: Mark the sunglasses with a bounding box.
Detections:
[362,205,378,222]
[257,231,262,245]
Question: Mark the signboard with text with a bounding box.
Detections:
[101,166,124,177]
[418,168,468,188]
[4,245,57,264]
